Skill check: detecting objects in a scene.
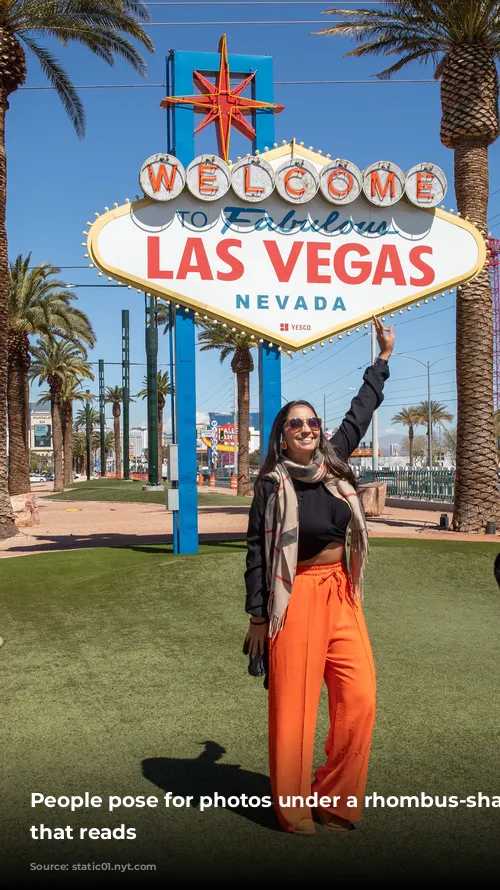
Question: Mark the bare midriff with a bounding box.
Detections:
[297,541,345,567]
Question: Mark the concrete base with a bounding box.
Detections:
[386,497,453,512]
[358,482,386,517]
[141,485,165,492]
[11,493,40,528]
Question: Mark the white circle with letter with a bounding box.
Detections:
[405,163,447,208]
[363,161,405,207]
[275,158,319,204]
[231,157,275,203]
[139,153,186,201]
[186,155,231,202]
[319,159,362,205]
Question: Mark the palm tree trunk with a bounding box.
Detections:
[113,408,121,478]
[51,390,64,493]
[7,337,31,495]
[452,141,500,530]
[62,403,73,486]
[409,425,414,468]
[237,371,251,496]
[0,92,17,538]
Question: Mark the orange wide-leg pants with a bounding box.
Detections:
[268,563,376,832]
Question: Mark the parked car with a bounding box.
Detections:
[29,474,45,484]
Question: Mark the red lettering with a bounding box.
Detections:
[372,244,406,286]
[244,165,264,196]
[328,169,353,199]
[307,242,331,284]
[416,171,435,201]
[370,170,395,200]
[409,246,435,286]
[284,168,306,197]
[372,245,406,286]
[216,239,244,281]
[264,241,303,283]
[333,244,371,285]
[148,163,178,194]
[177,238,213,280]
[147,236,173,279]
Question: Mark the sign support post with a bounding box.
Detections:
[259,343,281,460]
[85,390,91,481]
[145,294,159,487]
[99,359,106,477]
[121,310,130,481]
[175,307,198,552]
[371,324,379,471]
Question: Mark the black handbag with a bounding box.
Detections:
[242,636,269,690]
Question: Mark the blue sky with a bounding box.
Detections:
[9,1,500,440]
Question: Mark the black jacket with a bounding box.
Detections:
[244,359,390,617]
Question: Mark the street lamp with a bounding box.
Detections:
[392,352,455,497]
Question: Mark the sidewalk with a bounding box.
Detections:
[1,494,499,558]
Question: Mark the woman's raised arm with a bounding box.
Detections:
[330,317,394,460]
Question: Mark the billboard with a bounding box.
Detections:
[34,424,52,449]
[87,143,486,351]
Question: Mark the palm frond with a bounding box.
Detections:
[314,1,500,78]
[19,36,85,137]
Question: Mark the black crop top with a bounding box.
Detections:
[244,359,389,617]
[292,479,351,560]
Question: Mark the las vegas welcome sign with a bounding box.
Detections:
[86,142,486,351]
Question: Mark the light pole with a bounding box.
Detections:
[392,353,455,497]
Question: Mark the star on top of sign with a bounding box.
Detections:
[160,34,285,162]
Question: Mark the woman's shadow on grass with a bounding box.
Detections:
[142,741,280,831]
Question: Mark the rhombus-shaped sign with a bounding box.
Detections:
[87,143,486,351]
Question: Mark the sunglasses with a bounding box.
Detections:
[285,416,322,432]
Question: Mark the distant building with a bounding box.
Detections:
[390,443,400,456]
[129,426,147,459]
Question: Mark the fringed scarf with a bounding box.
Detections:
[264,450,369,638]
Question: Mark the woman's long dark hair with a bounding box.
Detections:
[256,399,357,488]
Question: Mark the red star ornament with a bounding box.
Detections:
[161,34,285,162]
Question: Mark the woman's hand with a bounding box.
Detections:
[373,315,395,360]
[244,619,268,658]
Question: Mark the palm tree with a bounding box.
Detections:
[197,323,256,496]
[104,386,123,478]
[0,3,153,537]
[38,381,93,485]
[72,429,86,476]
[61,382,93,485]
[442,425,457,460]
[7,253,94,495]
[74,404,101,475]
[315,0,499,530]
[415,400,453,466]
[30,339,91,492]
[74,405,99,431]
[136,372,172,467]
[391,406,422,467]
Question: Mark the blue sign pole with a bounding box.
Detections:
[166,43,281,551]
[259,344,282,461]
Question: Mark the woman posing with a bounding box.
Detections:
[244,317,394,835]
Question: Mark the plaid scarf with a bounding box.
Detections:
[264,450,369,638]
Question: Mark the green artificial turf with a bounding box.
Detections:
[46,478,252,507]
[1,539,500,881]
